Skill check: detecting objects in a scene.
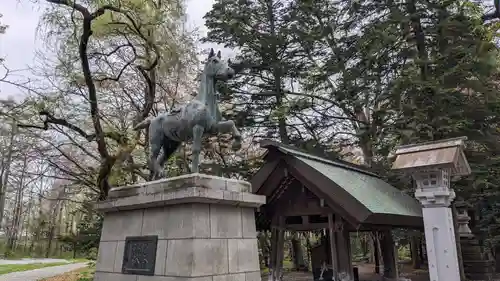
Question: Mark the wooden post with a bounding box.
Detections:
[411,233,421,269]
[419,238,425,264]
[380,230,398,279]
[346,230,354,280]
[328,214,338,276]
[373,231,380,274]
[269,227,278,281]
[275,216,286,281]
[335,216,353,279]
[495,245,500,273]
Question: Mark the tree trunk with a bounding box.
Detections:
[6,153,27,252]
[45,224,55,258]
[360,233,369,259]
[264,0,289,146]
[369,234,375,263]
[57,201,65,256]
[45,202,61,258]
[34,194,44,256]
[24,193,33,255]
[0,122,16,230]
[73,239,77,259]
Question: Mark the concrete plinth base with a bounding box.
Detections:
[93,173,266,281]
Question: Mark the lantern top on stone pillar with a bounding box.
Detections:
[392,136,471,176]
[391,138,470,281]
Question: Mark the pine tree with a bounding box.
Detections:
[204,0,312,144]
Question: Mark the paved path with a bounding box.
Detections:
[0,262,88,281]
[0,258,69,265]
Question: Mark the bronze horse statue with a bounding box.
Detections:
[134,49,242,179]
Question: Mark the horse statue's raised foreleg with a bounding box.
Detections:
[214,120,242,150]
[191,124,205,173]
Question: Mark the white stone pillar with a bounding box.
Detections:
[413,169,460,281]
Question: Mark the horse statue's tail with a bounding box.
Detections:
[133,118,152,130]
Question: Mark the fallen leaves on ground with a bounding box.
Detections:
[40,267,93,281]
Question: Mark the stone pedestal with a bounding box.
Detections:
[93,173,266,281]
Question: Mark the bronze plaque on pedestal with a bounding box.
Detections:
[122,235,158,276]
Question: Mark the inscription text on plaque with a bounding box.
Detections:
[122,235,158,275]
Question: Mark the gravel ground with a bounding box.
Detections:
[0,262,87,281]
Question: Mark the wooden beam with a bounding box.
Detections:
[282,206,334,216]
[284,223,329,231]
[252,157,281,193]
[274,221,399,232]
[257,162,287,196]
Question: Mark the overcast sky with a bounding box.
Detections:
[0,0,226,98]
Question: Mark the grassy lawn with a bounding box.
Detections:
[0,259,88,276]
[67,259,89,263]
[0,262,71,275]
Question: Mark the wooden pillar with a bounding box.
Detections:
[373,231,380,274]
[275,217,286,281]
[270,217,286,281]
[495,245,500,273]
[335,217,353,279]
[346,229,354,278]
[419,238,425,264]
[380,230,398,279]
[327,214,338,275]
[410,233,421,269]
[269,227,278,281]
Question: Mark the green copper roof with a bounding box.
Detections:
[296,155,422,217]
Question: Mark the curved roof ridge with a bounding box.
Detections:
[259,139,380,178]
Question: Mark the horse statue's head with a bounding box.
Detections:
[203,48,235,81]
